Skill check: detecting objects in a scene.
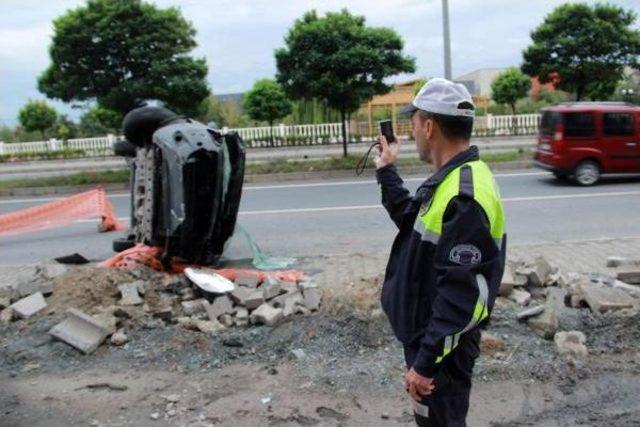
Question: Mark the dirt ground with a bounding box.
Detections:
[2,259,640,427]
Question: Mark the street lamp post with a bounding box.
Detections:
[442,0,452,80]
[621,88,634,103]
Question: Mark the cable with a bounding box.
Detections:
[355,141,381,176]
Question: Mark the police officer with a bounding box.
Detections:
[374,78,506,426]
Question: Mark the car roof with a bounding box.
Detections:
[542,102,640,113]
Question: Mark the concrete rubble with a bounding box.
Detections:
[50,308,111,354]
[554,331,588,358]
[10,292,47,319]
[118,281,144,306]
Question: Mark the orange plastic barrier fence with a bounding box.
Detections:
[101,243,306,281]
[0,186,125,236]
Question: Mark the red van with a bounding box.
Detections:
[534,102,640,185]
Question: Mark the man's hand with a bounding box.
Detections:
[405,368,435,401]
[374,135,402,169]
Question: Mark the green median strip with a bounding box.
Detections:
[0,149,532,189]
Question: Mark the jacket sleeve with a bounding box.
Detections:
[376,164,412,229]
[411,195,502,377]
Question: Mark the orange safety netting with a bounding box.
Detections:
[0,186,125,236]
[100,243,306,282]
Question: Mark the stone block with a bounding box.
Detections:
[235,307,249,326]
[181,299,206,316]
[578,280,634,313]
[193,319,225,335]
[554,331,587,358]
[204,295,234,320]
[38,262,67,280]
[606,256,640,268]
[118,282,143,306]
[616,268,640,284]
[528,256,552,287]
[250,304,283,326]
[302,288,321,311]
[11,292,47,319]
[245,290,264,310]
[279,281,298,293]
[229,287,251,306]
[283,292,305,317]
[262,281,282,301]
[499,266,516,296]
[507,288,531,306]
[219,314,235,327]
[49,308,110,354]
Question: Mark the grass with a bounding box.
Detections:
[0,149,532,189]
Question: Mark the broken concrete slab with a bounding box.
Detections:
[49,308,110,354]
[516,305,545,321]
[610,280,640,297]
[245,290,265,310]
[235,273,259,288]
[229,287,251,307]
[527,288,565,340]
[499,266,516,296]
[615,268,640,285]
[578,280,635,313]
[283,292,305,317]
[554,331,587,358]
[37,262,68,281]
[193,319,225,334]
[528,256,553,287]
[279,281,298,293]
[204,295,234,321]
[118,282,144,306]
[262,281,282,301]
[250,303,283,326]
[0,307,14,324]
[606,256,640,268]
[302,288,321,311]
[11,292,47,319]
[180,299,206,316]
[507,288,531,306]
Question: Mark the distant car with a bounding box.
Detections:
[534,102,640,185]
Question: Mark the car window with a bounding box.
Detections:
[602,113,634,136]
[540,111,559,135]
[563,112,595,138]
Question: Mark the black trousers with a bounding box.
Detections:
[403,329,481,427]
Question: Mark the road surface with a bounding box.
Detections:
[1,169,639,264]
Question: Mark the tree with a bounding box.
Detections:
[38,0,209,117]
[276,9,415,157]
[244,79,292,145]
[55,115,80,141]
[491,68,531,115]
[79,106,121,136]
[522,3,640,101]
[18,100,57,139]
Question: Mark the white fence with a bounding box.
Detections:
[0,113,542,157]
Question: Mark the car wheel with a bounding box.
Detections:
[113,140,137,157]
[574,161,600,186]
[113,238,136,253]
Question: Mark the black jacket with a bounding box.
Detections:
[376,146,506,377]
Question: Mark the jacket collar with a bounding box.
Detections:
[414,145,479,202]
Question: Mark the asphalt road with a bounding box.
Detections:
[1,169,639,265]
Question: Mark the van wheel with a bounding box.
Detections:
[574,161,600,186]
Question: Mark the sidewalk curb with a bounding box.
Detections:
[0,160,534,198]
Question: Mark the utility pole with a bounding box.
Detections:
[442,0,452,79]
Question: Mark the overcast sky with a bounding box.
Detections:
[0,0,638,126]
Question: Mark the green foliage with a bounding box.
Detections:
[491,68,531,114]
[18,100,58,138]
[80,106,122,136]
[38,0,209,116]
[244,79,292,127]
[198,96,251,128]
[610,74,640,104]
[522,3,640,101]
[288,98,341,124]
[55,115,80,141]
[413,78,428,95]
[275,9,415,156]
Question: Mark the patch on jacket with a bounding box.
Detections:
[449,244,482,265]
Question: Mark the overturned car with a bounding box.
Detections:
[113,106,246,265]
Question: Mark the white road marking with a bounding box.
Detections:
[0,171,548,204]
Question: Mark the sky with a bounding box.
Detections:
[0,0,638,126]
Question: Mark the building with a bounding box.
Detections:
[454,68,506,97]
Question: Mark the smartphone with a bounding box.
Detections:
[379,120,396,143]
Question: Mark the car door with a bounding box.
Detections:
[602,111,640,172]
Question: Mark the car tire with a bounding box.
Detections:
[113,238,136,253]
[574,160,600,186]
[113,140,137,157]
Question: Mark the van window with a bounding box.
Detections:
[603,113,634,136]
[563,112,595,138]
[540,111,559,135]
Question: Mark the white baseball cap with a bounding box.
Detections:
[401,78,475,118]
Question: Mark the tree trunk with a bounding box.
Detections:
[340,108,348,158]
[576,86,583,101]
[269,120,274,147]
[511,104,517,135]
